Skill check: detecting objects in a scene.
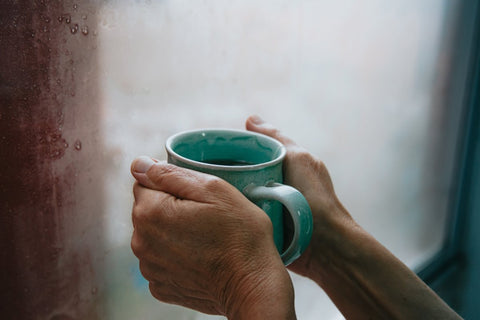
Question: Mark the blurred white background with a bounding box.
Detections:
[94,0,460,318]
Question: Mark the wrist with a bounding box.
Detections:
[299,204,461,319]
[288,201,354,283]
[223,257,296,320]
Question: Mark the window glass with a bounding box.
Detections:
[98,1,463,319]
[4,1,460,319]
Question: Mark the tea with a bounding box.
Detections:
[202,159,256,166]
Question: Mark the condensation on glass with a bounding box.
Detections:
[1,1,104,319]
[0,1,464,319]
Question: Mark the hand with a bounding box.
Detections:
[246,115,352,278]
[247,116,461,319]
[130,157,296,319]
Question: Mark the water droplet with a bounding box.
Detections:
[64,142,69,148]
[43,26,48,33]
[57,16,63,22]
[65,15,71,24]
[74,140,82,150]
[81,26,88,35]
[82,15,87,20]
[91,287,98,295]
[71,24,78,34]
[73,3,78,10]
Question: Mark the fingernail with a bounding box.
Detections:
[250,115,265,125]
[132,156,156,174]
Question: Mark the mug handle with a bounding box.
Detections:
[243,182,313,266]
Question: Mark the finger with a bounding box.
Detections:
[132,180,142,202]
[138,259,166,282]
[131,157,234,202]
[132,181,173,230]
[132,180,175,209]
[131,221,167,263]
[245,115,297,148]
[132,183,192,235]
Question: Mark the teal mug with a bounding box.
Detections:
[165,129,313,266]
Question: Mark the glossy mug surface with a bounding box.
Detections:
[165,129,313,265]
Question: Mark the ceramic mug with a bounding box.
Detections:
[165,129,313,265]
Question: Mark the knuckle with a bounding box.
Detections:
[132,193,174,226]
[130,231,145,258]
[289,149,325,169]
[204,176,228,192]
[149,163,177,185]
[154,196,176,221]
[138,260,151,280]
[132,181,140,199]
[270,127,282,138]
[148,282,162,299]
[132,201,150,226]
[291,149,313,162]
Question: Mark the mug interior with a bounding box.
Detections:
[166,129,285,170]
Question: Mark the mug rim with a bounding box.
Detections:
[165,128,287,172]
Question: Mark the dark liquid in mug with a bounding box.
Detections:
[202,159,256,166]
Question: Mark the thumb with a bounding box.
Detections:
[130,156,158,186]
[245,115,297,148]
[130,156,227,202]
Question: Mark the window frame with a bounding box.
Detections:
[418,0,480,287]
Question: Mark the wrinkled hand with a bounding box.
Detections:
[247,116,463,319]
[246,115,350,277]
[130,157,295,319]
